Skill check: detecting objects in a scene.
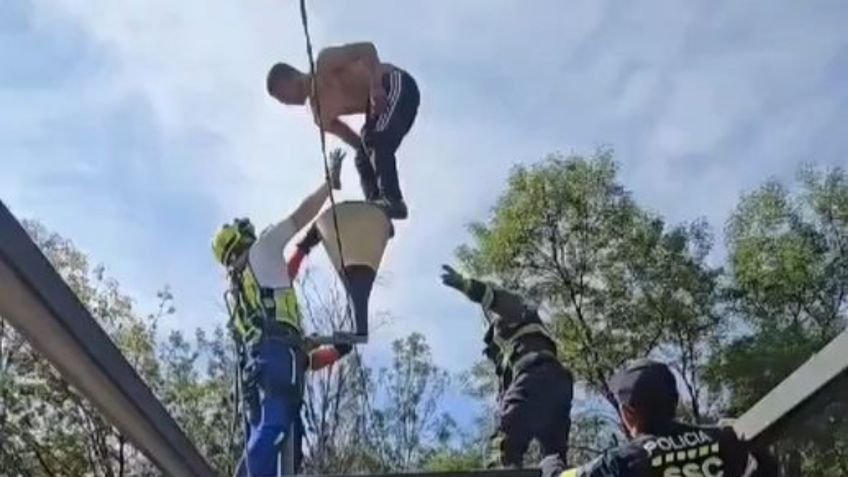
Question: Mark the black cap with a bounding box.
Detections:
[610,359,678,417]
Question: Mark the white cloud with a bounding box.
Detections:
[5,0,848,379]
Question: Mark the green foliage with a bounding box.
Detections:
[368,333,455,471]
[458,154,846,474]
[423,448,485,472]
[3,160,846,476]
[710,166,848,413]
[457,151,724,426]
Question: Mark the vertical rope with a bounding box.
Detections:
[297,0,375,448]
[297,0,354,326]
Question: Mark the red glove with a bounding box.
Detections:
[287,226,321,279]
[287,248,306,280]
[309,344,353,371]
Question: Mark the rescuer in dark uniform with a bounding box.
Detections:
[440,265,574,468]
[540,359,777,477]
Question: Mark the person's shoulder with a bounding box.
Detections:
[577,440,650,476]
[617,436,654,469]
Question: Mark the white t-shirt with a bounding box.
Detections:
[247,217,297,290]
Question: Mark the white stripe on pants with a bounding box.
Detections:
[376,70,402,132]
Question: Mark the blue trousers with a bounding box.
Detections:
[237,338,303,476]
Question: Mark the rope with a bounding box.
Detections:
[297,0,355,328]
[297,0,376,446]
[223,289,252,477]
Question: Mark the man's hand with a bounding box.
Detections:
[296,225,321,254]
[328,148,345,190]
[329,148,346,163]
[325,119,362,150]
[440,265,468,293]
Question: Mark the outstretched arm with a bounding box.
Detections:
[289,182,330,232]
[440,265,531,325]
[287,225,321,280]
[324,118,362,150]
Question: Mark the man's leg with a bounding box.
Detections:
[489,376,534,468]
[534,363,574,465]
[491,361,574,468]
[245,338,298,476]
[354,146,380,201]
[366,69,420,219]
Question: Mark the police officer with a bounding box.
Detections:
[540,359,777,477]
[213,150,352,476]
[440,265,574,468]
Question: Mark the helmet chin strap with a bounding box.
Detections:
[228,249,251,272]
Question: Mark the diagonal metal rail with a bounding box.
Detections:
[732,328,848,444]
[0,200,217,477]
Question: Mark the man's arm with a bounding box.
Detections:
[323,118,362,149]
[440,265,530,325]
[289,182,330,232]
[287,225,321,280]
[466,281,531,325]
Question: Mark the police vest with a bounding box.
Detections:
[229,265,302,345]
[633,425,755,477]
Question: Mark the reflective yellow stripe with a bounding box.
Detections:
[274,287,302,331]
[231,268,302,340]
[495,322,552,368]
[560,469,579,477]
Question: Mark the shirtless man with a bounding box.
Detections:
[266,42,420,220]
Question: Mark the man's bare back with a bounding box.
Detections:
[311,60,396,127]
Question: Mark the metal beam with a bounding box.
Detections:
[0,200,217,477]
[320,471,540,477]
[732,328,848,444]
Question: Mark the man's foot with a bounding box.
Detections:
[328,148,345,190]
[374,197,408,220]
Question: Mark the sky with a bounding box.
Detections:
[2,0,848,431]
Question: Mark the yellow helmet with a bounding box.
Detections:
[212,218,256,266]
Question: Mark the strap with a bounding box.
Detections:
[512,349,558,376]
[481,285,495,310]
[497,323,555,371]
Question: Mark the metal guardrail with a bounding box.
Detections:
[318,471,540,477]
[0,200,217,477]
[732,328,848,444]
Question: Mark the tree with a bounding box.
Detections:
[367,333,455,471]
[709,166,847,413]
[457,150,724,431]
[0,220,161,475]
[706,165,848,476]
[0,221,241,476]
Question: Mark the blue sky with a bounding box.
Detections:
[3,0,848,430]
